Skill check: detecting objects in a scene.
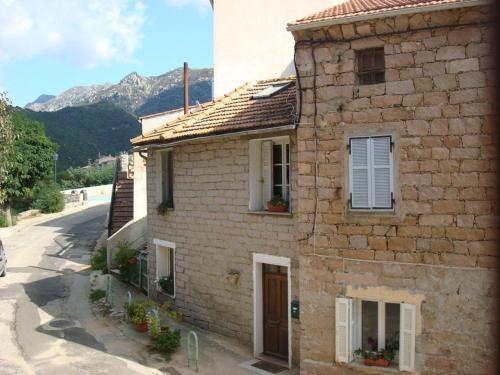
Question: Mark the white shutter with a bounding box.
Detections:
[261,140,273,209]
[372,137,393,208]
[350,138,370,208]
[335,297,351,363]
[350,299,361,360]
[399,303,416,371]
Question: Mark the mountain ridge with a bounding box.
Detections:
[25,67,213,116]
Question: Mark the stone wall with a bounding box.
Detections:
[145,131,300,364]
[292,5,498,375]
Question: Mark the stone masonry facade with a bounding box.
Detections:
[292,4,498,375]
[145,131,300,364]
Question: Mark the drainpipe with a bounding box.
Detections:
[184,62,189,115]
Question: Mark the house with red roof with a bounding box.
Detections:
[128,0,497,373]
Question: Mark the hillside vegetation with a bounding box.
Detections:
[22,102,141,170]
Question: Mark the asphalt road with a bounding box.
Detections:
[0,204,163,375]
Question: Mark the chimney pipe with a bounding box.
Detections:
[183,62,189,115]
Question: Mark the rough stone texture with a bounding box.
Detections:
[145,131,300,365]
[293,5,498,375]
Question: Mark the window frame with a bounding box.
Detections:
[154,239,176,298]
[336,297,416,372]
[159,149,174,209]
[248,136,291,213]
[272,140,291,202]
[348,135,394,211]
[356,47,385,85]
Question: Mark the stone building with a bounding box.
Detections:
[288,0,498,374]
[131,78,301,368]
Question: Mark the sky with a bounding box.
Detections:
[0,0,213,107]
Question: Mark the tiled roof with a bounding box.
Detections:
[131,78,296,146]
[289,0,481,29]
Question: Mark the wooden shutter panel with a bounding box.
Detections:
[350,138,370,208]
[350,299,361,361]
[372,137,392,208]
[261,140,273,209]
[335,297,351,363]
[399,303,416,371]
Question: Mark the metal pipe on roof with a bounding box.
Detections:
[184,62,189,115]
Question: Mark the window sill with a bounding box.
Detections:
[247,210,293,217]
[341,362,407,374]
[157,288,175,299]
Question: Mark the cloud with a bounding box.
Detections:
[0,0,145,68]
[164,0,210,15]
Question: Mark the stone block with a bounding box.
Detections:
[446,58,479,74]
[433,74,458,90]
[386,80,415,95]
[420,215,454,226]
[436,46,466,61]
[388,237,416,251]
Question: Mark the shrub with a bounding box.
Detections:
[114,241,138,282]
[150,328,181,359]
[90,289,106,303]
[32,182,64,213]
[91,247,108,272]
[0,213,6,228]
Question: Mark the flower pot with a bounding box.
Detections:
[364,358,390,367]
[128,258,137,265]
[135,322,148,332]
[267,203,288,212]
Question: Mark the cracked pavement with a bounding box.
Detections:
[0,204,163,375]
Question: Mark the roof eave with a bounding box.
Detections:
[287,0,490,32]
[131,124,297,150]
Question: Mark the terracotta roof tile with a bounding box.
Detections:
[289,0,481,28]
[132,77,296,146]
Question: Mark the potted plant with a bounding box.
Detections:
[126,301,156,333]
[267,196,289,212]
[354,348,393,367]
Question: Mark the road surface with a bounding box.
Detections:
[0,204,163,375]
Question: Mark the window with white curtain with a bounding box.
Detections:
[349,136,393,210]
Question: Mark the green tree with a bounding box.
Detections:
[0,93,16,207]
[0,110,58,224]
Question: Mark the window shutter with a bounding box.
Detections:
[335,297,351,363]
[261,140,273,208]
[350,299,361,361]
[399,303,416,371]
[372,137,392,208]
[350,138,370,208]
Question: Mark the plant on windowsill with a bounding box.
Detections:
[267,196,289,213]
[354,348,394,368]
[157,200,174,216]
[158,276,175,296]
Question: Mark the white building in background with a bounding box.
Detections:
[211,0,335,97]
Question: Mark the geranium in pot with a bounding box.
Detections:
[126,301,156,333]
[267,196,289,213]
[354,348,393,367]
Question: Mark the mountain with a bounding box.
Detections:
[25,67,213,116]
[21,103,141,170]
[25,94,55,108]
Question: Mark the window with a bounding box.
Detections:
[349,136,393,210]
[356,48,385,85]
[249,137,291,212]
[160,150,174,208]
[156,244,175,297]
[252,82,293,99]
[336,298,416,371]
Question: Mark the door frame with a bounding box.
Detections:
[253,253,291,368]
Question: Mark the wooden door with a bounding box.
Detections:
[263,264,288,360]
